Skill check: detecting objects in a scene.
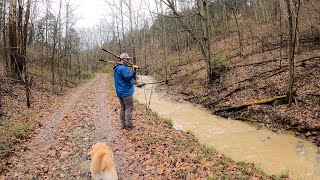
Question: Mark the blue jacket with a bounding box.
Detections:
[113,64,136,98]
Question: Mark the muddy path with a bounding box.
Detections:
[3,74,130,179]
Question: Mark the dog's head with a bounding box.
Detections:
[88,142,113,158]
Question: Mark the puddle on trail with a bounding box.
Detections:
[134,76,320,179]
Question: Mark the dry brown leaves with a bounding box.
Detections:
[2,74,273,179]
[162,49,320,146]
[105,79,271,179]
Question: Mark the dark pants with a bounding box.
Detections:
[118,95,133,128]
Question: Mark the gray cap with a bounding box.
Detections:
[119,53,132,59]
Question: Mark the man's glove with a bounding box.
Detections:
[132,65,139,70]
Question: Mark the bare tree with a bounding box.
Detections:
[50,0,62,92]
[285,0,301,107]
[157,0,169,83]
[0,1,3,41]
[0,77,3,117]
[126,0,137,65]
[22,0,31,107]
[2,0,9,71]
[162,0,214,83]
[221,0,243,57]
[278,0,283,68]
[64,0,71,86]
[119,0,125,49]
[9,0,19,76]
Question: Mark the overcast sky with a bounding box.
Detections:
[68,0,157,28]
[44,0,188,29]
[71,0,108,28]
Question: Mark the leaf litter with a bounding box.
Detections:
[1,74,278,179]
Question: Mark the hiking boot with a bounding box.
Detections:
[121,125,127,129]
[127,125,135,130]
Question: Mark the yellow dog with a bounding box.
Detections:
[89,143,118,180]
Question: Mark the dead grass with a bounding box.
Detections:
[0,114,32,171]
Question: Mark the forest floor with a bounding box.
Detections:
[158,48,320,147]
[0,73,284,179]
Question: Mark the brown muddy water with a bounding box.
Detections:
[134,76,320,179]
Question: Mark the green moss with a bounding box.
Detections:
[253,162,267,176]
[193,154,205,163]
[206,177,217,180]
[200,97,207,103]
[223,155,232,163]
[238,161,250,175]
[176,169,187,179]
[164,118,173,127]
[212,53,229,66]
[204,145,216,157]
[14,129,29,139]
[276,169,290,179]
[0,114,32,172]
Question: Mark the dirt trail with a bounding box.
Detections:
[3,74,129,179]
[2,73,274,179]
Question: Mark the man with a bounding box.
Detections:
[113,53,137,129]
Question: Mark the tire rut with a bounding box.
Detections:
[33,75,102,149]
[4,74,126,179]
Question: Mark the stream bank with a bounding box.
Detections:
[154,54,320,147]
[135,75,320,179]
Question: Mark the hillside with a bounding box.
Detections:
[145,6,320,146]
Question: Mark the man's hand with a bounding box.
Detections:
[132,65,139,70]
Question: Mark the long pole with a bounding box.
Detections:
[101,49,133,65]
[99,59,138,69]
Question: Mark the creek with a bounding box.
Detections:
[134,76,320,179]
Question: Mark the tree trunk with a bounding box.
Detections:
[285,0,301,107]
[293,0,301,54]
[116,15,122,52]
[57,4,62,91]
[9,0,19,76]
[22,0,31,107]
[27,20,34,45]
[253,0,260,23]
[17,0,23,76]
[128,0,136,65]
[0,77,3,116]
[232,9,243,57]
[175,18,182,63]
[222,3,230,58]
[259,0,267,23]
[163,0,213,83]
[295,21,300,53]
[45,0,49,88]
[77,55,81,82]
[221,0,243,57]
[160,1,169,84]
[41,38,44,88]
[199,0,213,83]
[120,0,126,50]
[0,0,3,41]
[51,0,62,92]
[143,21,147,73]
[279,0,283,68]
[3,0,9,72]
[64,1,70,86]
